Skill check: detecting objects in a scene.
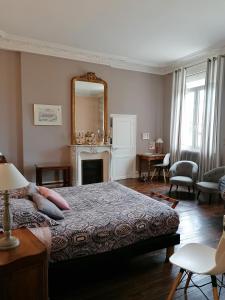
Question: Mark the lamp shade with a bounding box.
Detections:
[0,163,29,191]
[156,138,164,143]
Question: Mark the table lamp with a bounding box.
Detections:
[0,163,29,250]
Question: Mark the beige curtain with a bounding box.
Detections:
[200,56,225,178]
[170,68,186,164]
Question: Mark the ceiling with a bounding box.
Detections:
[1,0,225,73]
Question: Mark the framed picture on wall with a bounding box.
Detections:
[34,104,62,126]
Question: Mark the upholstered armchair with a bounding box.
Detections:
[196,166,225,204]
[169,161,198,194]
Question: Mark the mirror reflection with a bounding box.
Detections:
[71,73,108,145]
[75,81,104,141]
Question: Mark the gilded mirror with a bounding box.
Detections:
[71,72,108,145]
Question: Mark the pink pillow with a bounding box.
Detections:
[38,186,70,210]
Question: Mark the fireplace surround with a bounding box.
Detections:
[70,145,111,186]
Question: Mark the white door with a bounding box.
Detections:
[111,114,136,180]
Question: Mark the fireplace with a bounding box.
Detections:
[82,159,103,185]
[70,145,111,186]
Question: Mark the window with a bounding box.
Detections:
[180,73,206,150]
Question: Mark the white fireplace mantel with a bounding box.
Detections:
[70,145,112,186]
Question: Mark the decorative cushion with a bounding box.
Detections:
[32,193,64,220]
[0,198,58,230]
[170,176,193,186]
[38,186,70,210]
[26,182,39,197]
[196,182,218,193]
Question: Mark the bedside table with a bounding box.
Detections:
[0,228,48,300]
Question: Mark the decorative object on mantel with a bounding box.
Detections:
[0,163,29,250]
[34,104,62,126]
[155,138,164,154]
[71,72,108,145]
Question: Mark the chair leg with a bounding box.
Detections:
[197,191,201,200]
[176,185,178,190]
[167,268,184,300]
[188,186,190,193]
[169,184,173,194]
[165,246,174,263]
[211,275,219,300]
[163,169,166,183]
[209,194,212,205]
[184,272,192,293]
[151,168,157,181]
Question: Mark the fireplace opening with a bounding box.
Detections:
[82,159,103,185]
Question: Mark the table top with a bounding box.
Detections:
[0,229,46,267]
[138,153,165,160]
[35,163,71,169]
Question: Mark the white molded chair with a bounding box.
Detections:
[151,153,170,183]
[167,216,225,300]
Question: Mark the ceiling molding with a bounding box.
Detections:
[0,31,225,75]
[0,31,167,75]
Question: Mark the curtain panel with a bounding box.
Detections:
[200,56,225,177]
[169,68,186,164]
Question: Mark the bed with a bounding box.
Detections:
[27,182,180,265]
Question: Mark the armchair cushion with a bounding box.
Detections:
[170,176,193,187]
[196,182,218,193]
[170,161,198,182]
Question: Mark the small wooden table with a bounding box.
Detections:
[0,228,48,300]
[35,163,71,187]
[137,153,165,180]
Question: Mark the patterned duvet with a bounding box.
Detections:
[44,182,179,263]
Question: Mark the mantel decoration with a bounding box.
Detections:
[71,72,108,145]
[34,104,62,126]
[0,163,29,250]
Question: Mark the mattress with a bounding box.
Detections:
[31,182,180,263]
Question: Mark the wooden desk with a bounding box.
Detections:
[137,154,165,180]
[35,163,71,187]
[0,228,48,300]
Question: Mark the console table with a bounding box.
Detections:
[35,163,71,187]
[137,154,165,180]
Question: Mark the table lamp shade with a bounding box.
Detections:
[0,163,29,191]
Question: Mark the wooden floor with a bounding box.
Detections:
[51,179,225,300]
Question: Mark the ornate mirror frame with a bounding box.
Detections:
[71,72,108,145]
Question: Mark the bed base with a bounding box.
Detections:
[49,233,179,297]
[49,232,180,272]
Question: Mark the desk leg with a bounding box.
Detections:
[139,158,142,179]
[36,168,42,186]
[147,161,151,181]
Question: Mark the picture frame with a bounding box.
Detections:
[34,104,62,126]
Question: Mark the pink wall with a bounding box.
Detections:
[1,49,165,180]
[0,50,23,170]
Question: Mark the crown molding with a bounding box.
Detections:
[0,30,224,75]
[0,31,167,75]
[166,45,225,73]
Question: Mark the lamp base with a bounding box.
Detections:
[0,235,20,250]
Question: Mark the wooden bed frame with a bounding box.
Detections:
[49,232,180,277]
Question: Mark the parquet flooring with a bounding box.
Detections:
[51,179,225,300]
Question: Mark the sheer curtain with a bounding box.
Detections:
[200,56,225,177]
[170,68,186,164]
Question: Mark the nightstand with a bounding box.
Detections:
[0,228,48,300]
